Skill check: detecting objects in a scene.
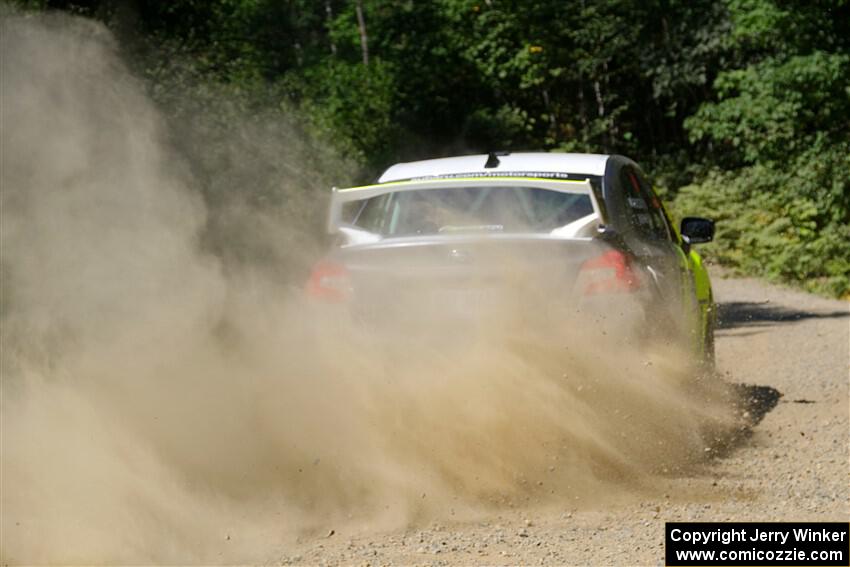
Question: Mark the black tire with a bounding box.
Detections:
[701,292,717,374]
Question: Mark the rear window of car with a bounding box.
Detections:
[349,186,594,236]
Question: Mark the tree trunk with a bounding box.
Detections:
[578,74,589,133]
[542,88,557,143]
[355,0,369,66]
[325,0,337,55]
[593,80,605,118]
[603,60,618,145]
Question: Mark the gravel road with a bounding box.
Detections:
[279,273,849,566]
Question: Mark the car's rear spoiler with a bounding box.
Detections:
[328,177,596,233]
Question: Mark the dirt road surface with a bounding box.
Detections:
[277,273,849,566]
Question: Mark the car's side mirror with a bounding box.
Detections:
[680,217,715,244]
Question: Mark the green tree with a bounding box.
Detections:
[677,0,850,296]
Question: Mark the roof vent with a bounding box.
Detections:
[484,151,510,168]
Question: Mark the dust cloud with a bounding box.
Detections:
[1,12,737,564]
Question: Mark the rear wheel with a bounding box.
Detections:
[702,322,716,370]
[700,292,717,374]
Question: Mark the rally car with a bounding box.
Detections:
[308,152,716,366]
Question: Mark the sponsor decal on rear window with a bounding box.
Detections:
[409,171,587,181]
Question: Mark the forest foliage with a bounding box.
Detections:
[11,0,850,296]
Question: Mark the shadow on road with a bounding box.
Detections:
[727,382,783,425]
[717,301,849,330]
[702,382,783,460]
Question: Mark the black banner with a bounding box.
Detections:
[666,522,849,566]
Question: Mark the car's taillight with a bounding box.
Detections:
[306,260,352,302]
[578,249,642,295]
